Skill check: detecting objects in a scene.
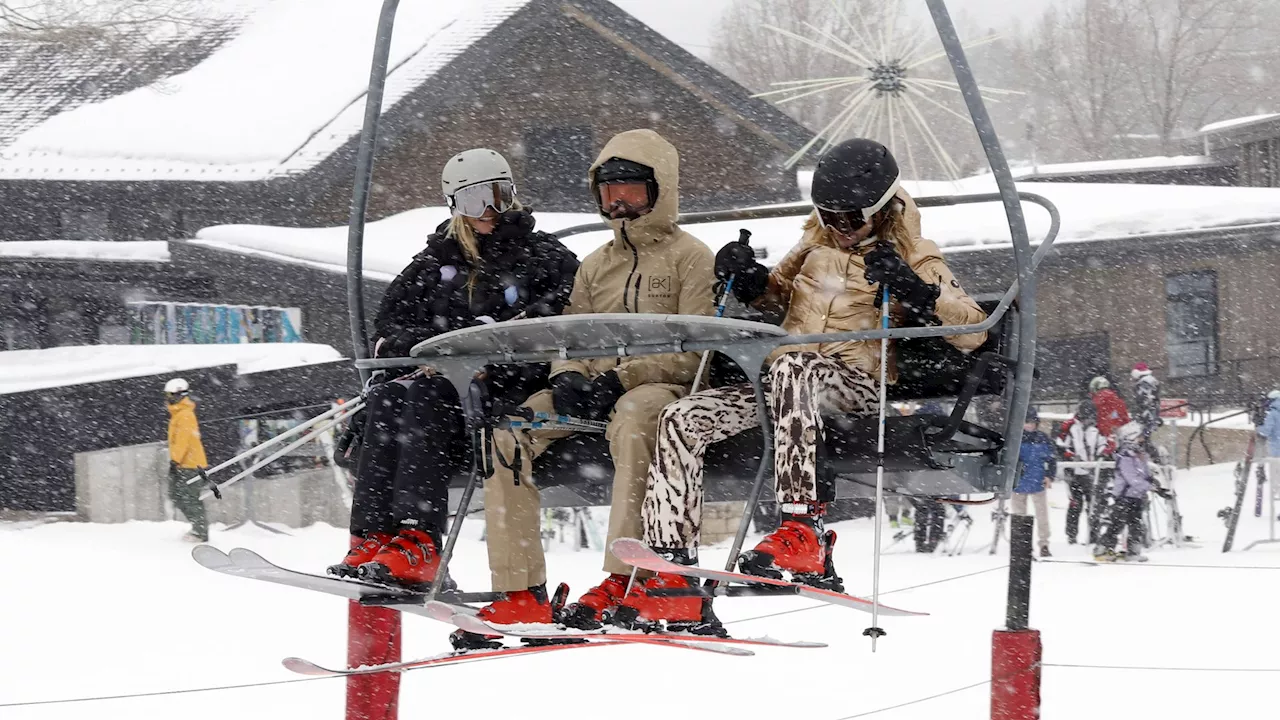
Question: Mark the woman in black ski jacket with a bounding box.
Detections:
[329,148,578,588]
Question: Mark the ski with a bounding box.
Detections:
[191,546,482,620]
[609,538,927,617]
[1222,435,1257,552]
[282,641,615,677]
[436,602,814,651]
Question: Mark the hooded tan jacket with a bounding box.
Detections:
[551,129,715,389]
[761,190,987,381]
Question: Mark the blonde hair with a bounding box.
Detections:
[803,199,913,253]
[444,198,525,294]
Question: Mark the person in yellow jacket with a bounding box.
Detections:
[165,378,209,542]
[458,129,715,641]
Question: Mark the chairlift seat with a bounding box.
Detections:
[450,297,1019,506]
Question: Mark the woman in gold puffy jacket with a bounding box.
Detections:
[613,139,989,634]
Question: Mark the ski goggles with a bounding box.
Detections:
[449,180,516,218]
[815,206,869,234]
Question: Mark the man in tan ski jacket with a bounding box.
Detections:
[463,129,714,637]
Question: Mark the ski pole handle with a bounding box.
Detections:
[691,273,736,394]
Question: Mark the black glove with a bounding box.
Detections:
[587,371,626,421]
[715,230,768,305]
[491,209,535,242]
[863,243,940,322]
[551,372,594,417]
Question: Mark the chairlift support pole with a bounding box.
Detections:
[345,3,400,720]
[920,0,1041,716]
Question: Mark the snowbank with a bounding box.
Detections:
[0,343,344,395]
[0,240,169,263]
[193,180,1280,277]
[0,0,531,180]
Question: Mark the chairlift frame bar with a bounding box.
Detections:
[341,1,1039,715]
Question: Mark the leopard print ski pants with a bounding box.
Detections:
[642,352,879,548]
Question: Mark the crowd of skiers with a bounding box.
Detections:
[327,130,989,641]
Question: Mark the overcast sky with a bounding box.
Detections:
[607,0,1058,58]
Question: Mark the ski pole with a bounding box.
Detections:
[863,282,891,651]
[187,400,360,484]
[197,405,363,500]
[690,274,734,394]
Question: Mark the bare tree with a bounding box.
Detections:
[0,0,220,52]
[1011,1,1142,162]
[1125,0,1268,152]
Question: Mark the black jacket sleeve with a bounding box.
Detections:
[373,229,469,358]
[525,232,579,318]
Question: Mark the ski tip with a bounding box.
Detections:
[226,547,270,566]
[281,657,330,676]
[191,544,231,568]
[422,600,466,624]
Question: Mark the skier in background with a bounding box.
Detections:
[1131,362,1162,459]
[1057,399,1106,544]
[165,378,209,543]
[1089,376,1131,439]
[1094,423,1153,562]
[1015,406,1056,557]
[1259,390,1280,486]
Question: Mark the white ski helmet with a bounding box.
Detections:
[1089,376,1110,392]
[440,148,514,199]
[164,378,189,395]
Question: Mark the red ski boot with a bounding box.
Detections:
[327,531,393,579]
[606,549,725,637]
[450,583,567,650]
[738,511,844,591]
[560,573,632,630]
[355,527,441,590]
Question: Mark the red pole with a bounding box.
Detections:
[346,535,400,720]
[991,629,1041,719]
[991,514,1040,719]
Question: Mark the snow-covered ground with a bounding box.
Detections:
[3,461,1279,719]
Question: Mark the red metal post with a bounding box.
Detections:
[346,535,400,720]
[991,629,1042,720]
[992,514,1040,719]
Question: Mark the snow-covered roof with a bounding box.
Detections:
[0,343,344,395]
[0,241,169,263]
[1199,113,1280,135]
[191,180,1280,278]
[1009,155,1224,179]
[0,0,531,181]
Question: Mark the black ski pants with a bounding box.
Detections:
[349,375,468,539]
[912,498,946,553]
[1100,496,1146,554]
[1086,469,1114,544]
[168,464,209,541]
[1065,476,1093,543]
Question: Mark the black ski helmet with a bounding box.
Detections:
[810,139,900,220]
[593,157,658,213]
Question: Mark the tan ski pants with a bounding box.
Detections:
[484,383,684,591]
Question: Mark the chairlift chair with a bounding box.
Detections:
[344,0,1048,604]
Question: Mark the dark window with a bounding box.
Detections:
[523,126,594,212]
[1036,333,1111,399]
[1166,270,1218,378]
[59,209,111,241]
